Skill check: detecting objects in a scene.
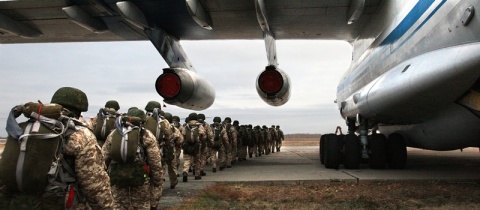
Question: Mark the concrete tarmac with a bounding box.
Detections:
[159,146,480,207]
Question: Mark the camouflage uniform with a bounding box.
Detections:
[238,125,248,161]
[256,126,265,156]
[276,126,284,152]
[209,120,227,171]
[270,126,278,154]
[0,87,114,210]
[246,125,256,158]
[170,125,184,178]
[223,119,237,167]
[102,129,163,209]
[181,117,206,180]
[0,126,115,210]
[172,117,184,176]
[218,126,230,170]
[198,120,214,175]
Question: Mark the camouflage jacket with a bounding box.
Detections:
[102,129,163,187]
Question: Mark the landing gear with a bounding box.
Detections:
[320,116,408,169]
[369,134,387,169]
[323,134,342,169]
[343,133,361,169]
[387,133,407,169]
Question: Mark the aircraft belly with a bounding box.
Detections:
[348,43,480,123]
[379,104,480,151]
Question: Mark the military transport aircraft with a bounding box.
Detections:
[1,0,479,169]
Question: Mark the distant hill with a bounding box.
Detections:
[285,134,321,139]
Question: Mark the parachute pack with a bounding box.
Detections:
[182,123,200,155]
[211,124,222,150]
[93,107,119,146]
[108,116,148,187]
[144,108,165,142]
[0,102,85,208]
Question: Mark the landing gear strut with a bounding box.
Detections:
[320,116,407,169]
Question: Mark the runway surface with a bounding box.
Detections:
[159,146,480,207]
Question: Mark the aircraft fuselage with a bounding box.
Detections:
[337,0,480,150]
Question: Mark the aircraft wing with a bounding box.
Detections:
[0,0,383,44]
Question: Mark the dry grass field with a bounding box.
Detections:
[283,138,319,146]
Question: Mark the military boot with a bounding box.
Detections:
[183,172,188,182]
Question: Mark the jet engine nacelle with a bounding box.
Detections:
[256,65,291,106]
[155,68,215,110]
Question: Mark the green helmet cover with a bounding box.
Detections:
[173,116,180,122]
[51,87,88,112]
[188,113,197,121]
[127,107,146,122]
[213,117,221,123]
[145,101,161,112]
[197,113,206,120]
[164,112,173,123]
[105,100,120,110]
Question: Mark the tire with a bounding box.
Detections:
[369,134,387,169]
[387,133,407,169]
[324,134,341,169]
[343,134,361,169]
[319,135,327,165]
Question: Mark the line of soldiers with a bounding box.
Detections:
[88,100,285,209]
[0,87,284,210]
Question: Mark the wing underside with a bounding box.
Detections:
[0,0,382,44]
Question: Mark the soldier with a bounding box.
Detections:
[172,115,184,177]
[257,126,266,156]
[197,113,214,176]
[0,87,114,209]
[89,100,121,146]
[210,117,227,172]
[276,125,284,152]
[181,113,206,181]
[102,108,163,210]
[270,125,278,154]
[161,112,180,189]
[262,125,271,155]
[143,101,171,205]
[246,124,255,158]
[238,125,248,161]
[232,120,241,163]
[223,117,237,167]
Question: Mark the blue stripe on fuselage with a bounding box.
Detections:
[338,0,446,95]
[380,0,435,46]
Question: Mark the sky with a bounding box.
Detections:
[0,40,352,137]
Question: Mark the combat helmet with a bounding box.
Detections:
[213,117,221,123]
[164,112,173,123]
[233,120,239,126]
[127,107,146,122]
[51,87,88,113]
[173,116,180,122]
[145,101,161,112]
[224,117,232,123]
[105,100,120,110]
[188,113,197,121]
[197,113,206,121]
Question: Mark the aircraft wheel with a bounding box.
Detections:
[369,134,387,169]
[343,134,361,169]
[387,133,407,169]
[324,134,341,169]
[319,134,327,165]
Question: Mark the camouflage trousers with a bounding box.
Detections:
[183,153,201,176]
[173,147,182,175]
[161,155,178,186]
[209,148,219,169]
[239,145,248,160]
[271,141,276,153]
[218,144,228,168]
[248,145,257,157]
[228,141,237,165]
[199,143,208,172]
[258,144,265,156]
[113,178,151,210]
